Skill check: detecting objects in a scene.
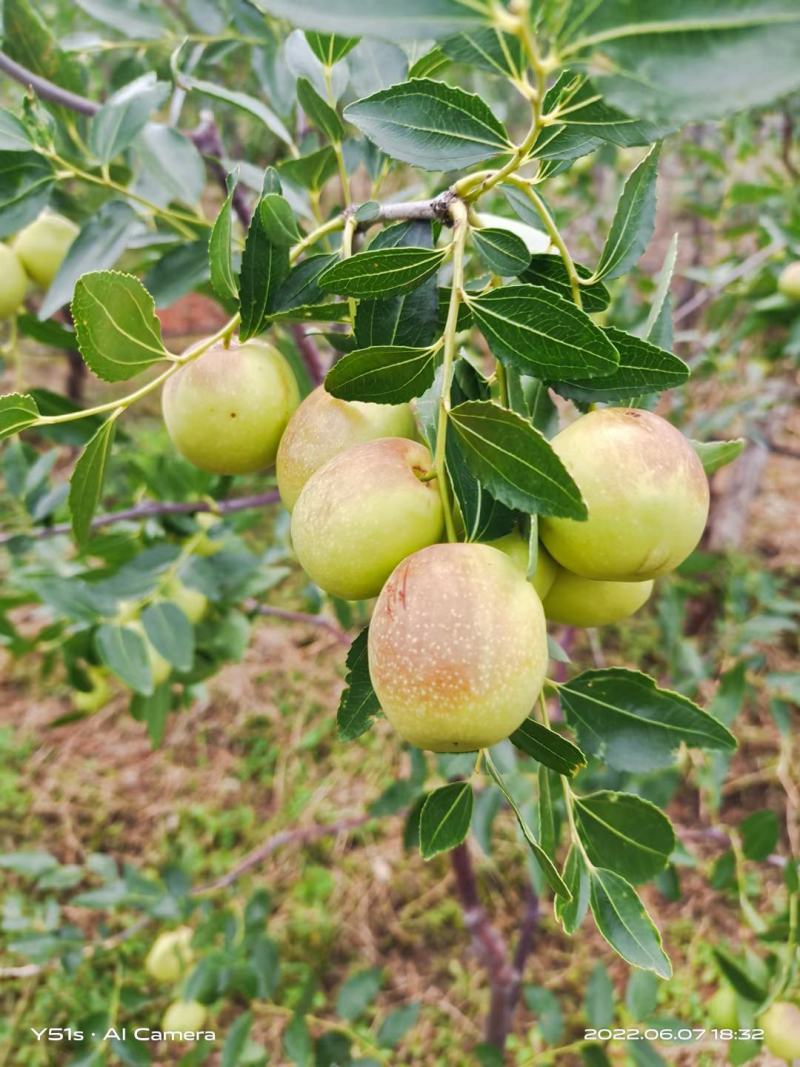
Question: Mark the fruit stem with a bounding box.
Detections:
[434,199,469,543]
[289,215,345,264]
[505,176,583,309]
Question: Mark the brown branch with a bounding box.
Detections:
[244,600,350,645]
[0,490,280,545]
[0,51,99,115]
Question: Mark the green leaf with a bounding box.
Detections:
[594,144,660,281]
[446,433,516,543]
[283,1014,312,1067]
[473,227,531,276]
[0,850,58,877]
[175,71,294,147]
[574,791,675,884]
[88,77,170,164]
[484,753,571,899]
[296,76,344,142]
[95,623,153,695]
[0,393,40,441]
[0,109,34,151]
[209,172,239,304]
[645,232,678,350]
[468,284,619,380]
[509,717,587,777]
[378,1004,420,1049]
[584,962,615,1028]
[336,968,382,1021]
[278,146,338,190]
[625,969,659,1021]
[337,627,381,741]
[740,810,779,862]
[73,0,164,37]
[238,207,290,341]
[222,1012,253,1067]
[345,78,510,171]
[68,414,117,544]
[691,438,746,475]
[305,31,359,65]
[142,602,194,672]
[518,255,610,312]
[0,150,54,238]
[538,765,557,858]
[559,668,737,772]
[440,28,525,79]
[269,253,348,323]
[448,400,587,519]
[319,246,445,298]
[3,0,86,125]
[325,345,438,404]
[589,868,672,978]
[555,846,590,934]
[72,271,169,382]
[711,947,768,1003]
[259,192,301,246]
[253,0,490,39]
[555,329,689,402]
[419,781,473,859]
[563,2,800,125]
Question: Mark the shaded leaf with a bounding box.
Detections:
[555,328,688,402]
[692,438,745,475]
[142,602,194,672]
[589,868,671,978]
[555,846,590,933]
[473,226,531,275]
[0,393,40,441]
[594,144,660,281]
[325,344,438,403]
[510,717,587,777]
[419,782,473,859]
[337,628,380,741]
[518,255,609,312]
[69,414,118,543]
[320,245,445,298]
[254,0,490,41]
[574,791,675,883]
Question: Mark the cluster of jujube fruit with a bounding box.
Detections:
[0,210,78,318]
[163,336,710,754]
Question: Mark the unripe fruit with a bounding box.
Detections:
[488,533,557,600]
[161,1000,208,1033]
[276,386,417,511]
[165,579,208,624]
[162,339,299,474]
[73,666,111,714]
[291,438,443,600]
[0,242,28,318]
[760,1001,800,1061]
[707,985,738,1030]
[777,261,800,302]
[129,621,171,686]
[368,543,548,752]
[540,409,709,581]
[542,566,653,626]
[145,926,193,983]
[12,211,78,288]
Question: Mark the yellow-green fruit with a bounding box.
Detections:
[540,408,709,581]
[162,339,299,474]
[291,437,443,600]
[276,386,417,510]
[761,1002,800,1061]
[708,986,738,1030]
[73,666,111,714]
[166,579,208,623]
[161,1000,208,1033]
[488,533,558,600]
[0,242,28,318]
[543,566,653,626]
[368,543,548,752]
[12,211,78,288]
[129,621,171,686]
[777,261,800,301]
[145,927,193,983]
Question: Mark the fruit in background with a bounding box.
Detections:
[760,1002,800,1061]
[707,985,739,1030]
[162,339,299,474]
[165,578,208,624]
[145,926,194,983]
[291,437,443,600]
[12,211,78,287]
[161,1000,208,1033]
[777,261,800,301]
[72,666,111,714]
[129,621,171,686]
[0,242,28,318]
[488,532,558,600]
[276,386,417,510]
[542,567,654,626]
[369,543,548,751]
[540,408,709,581]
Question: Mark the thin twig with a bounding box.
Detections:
[244,600,350,645]
[673,242,780,324]
[0,51,99,115]
[0,490,280,544]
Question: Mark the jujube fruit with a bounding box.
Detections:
[540,408,709,581]
[0,242,28,318]
[707,985,738,1030]
[12,211,79,288]
[145,926,194,983]
[161,1000,208,1033]
[368,543,548,752]
[165,578,208,624]
[129,621,171,687]
[777,261,800,302]
[760,1001,800,1061]
[162,338,299,474]
[291,437,443,600]
[488,532,557,599]
[542,566,653,626]
[276,386,417,510]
